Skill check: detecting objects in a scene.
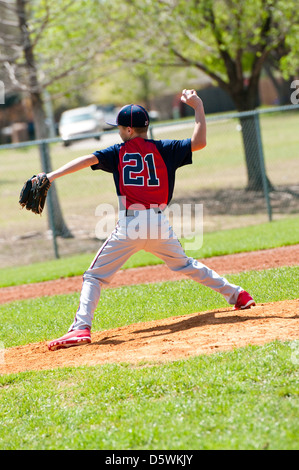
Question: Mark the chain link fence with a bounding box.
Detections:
[0,105,298,267]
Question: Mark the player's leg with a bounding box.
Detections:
[48,220,145,350]
[146,216,254,307]
[69,221,145,331]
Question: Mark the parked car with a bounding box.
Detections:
[58,105,105,146]
[96,105,119,130]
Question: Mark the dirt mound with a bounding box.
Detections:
[1,245,298,304]
[1,299,298,375]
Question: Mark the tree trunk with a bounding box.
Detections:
[38,141,73,238]
[17,0,72,238]
[33,95,73,237]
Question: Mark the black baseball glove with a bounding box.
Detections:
[19,172,51,215]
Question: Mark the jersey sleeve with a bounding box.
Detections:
[156,138,192,169]
[91,144,120,173]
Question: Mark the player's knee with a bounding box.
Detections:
[167,256,195,272]
[83,271,111,286]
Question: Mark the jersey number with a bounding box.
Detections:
[123,153,160,186]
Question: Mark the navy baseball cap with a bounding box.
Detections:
[106,104,150,127]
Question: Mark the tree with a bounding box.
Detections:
[122,0,299,190]
[1,0,71,236]
[0,0,122,236]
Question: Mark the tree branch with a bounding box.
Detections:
[205,1,240,88]
[171,46,230,93]
[249,4,273,88]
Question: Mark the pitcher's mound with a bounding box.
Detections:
[1,299,298,375]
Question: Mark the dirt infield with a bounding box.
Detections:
[0,245,298,375]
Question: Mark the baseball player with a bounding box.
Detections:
[47,89,255,351]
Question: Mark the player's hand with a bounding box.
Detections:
[181,89,203,109]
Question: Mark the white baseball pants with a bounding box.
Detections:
[69,209,243,331]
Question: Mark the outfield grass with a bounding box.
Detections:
[0,216,298,288]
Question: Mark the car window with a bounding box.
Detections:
[61,113,94,124]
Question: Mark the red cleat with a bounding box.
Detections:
[234,291,256,310]
[48,328,91,351]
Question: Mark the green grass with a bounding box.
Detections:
[0,265,298,450]
[0,216,298,288]
[0,342,298,450]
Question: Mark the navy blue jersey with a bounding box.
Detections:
[91,137,192,209]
